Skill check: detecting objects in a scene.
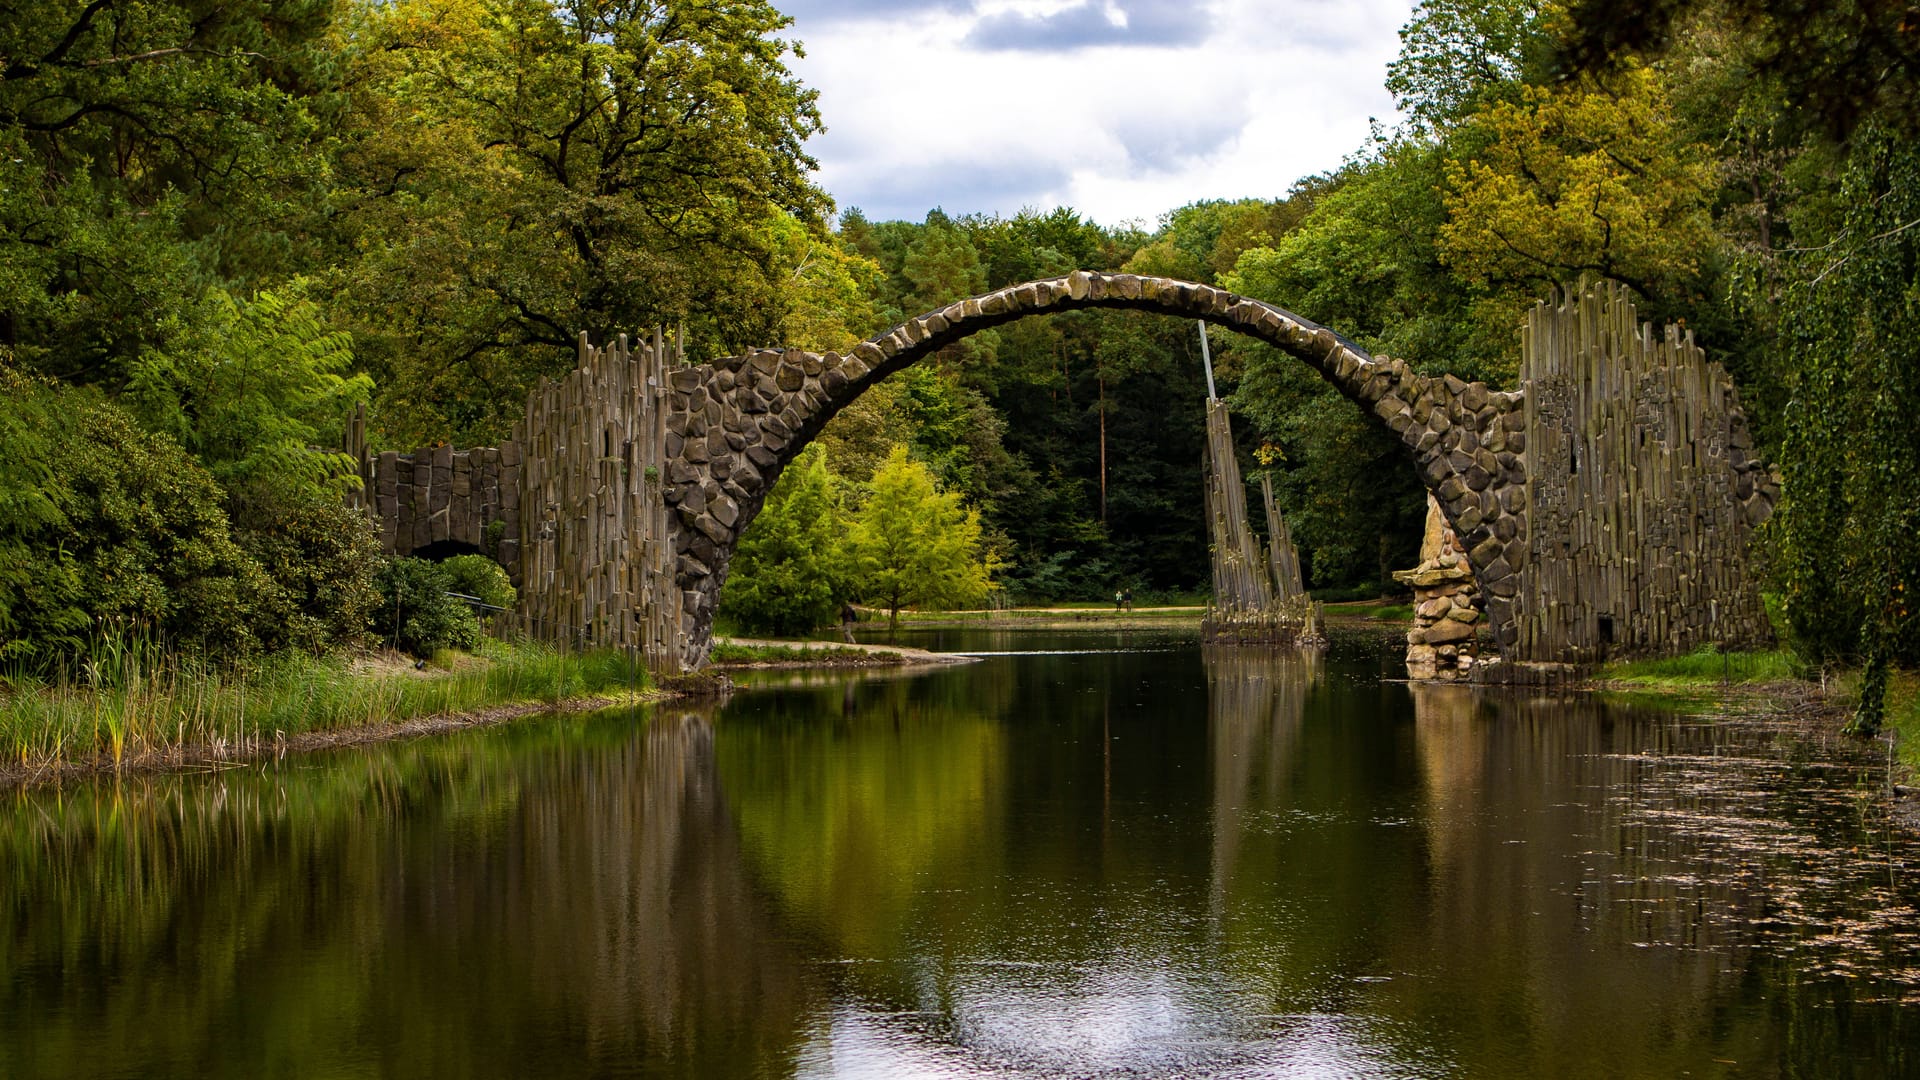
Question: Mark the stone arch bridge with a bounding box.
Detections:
[347,273,1776,675]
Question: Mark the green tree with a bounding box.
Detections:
[769,215,887,351]
[1772,127,1920,731]
[0,0,338,384]
[1558,0,1920,139]
[846,447,991,627]
[331,0,831,443]
[125,283,372,516]
[1438,64,1720,306]
[1387,0,1552,130]
[0,377,275,666]
[719,444,846,637]
[1221,156,1457,592]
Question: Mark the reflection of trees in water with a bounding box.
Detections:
[1196,656,1920,1073]
[0,710,811,1079]
[1401,685,1760,1071]
[716,670,1009,967]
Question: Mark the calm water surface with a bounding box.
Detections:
[4,628,1918,1078]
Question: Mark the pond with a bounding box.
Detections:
[3,628,1917,1078]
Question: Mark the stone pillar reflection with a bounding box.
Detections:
[1205,647,1323,916]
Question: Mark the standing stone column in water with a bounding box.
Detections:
[1199,333,1323,648]
[1396,493,1482,681]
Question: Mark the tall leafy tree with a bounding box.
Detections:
[331,0,831,443]
[1438,64,1719,309]
[1772,127,1920,729]
[1558,0,1920,139]
[0,0,339,384]
[1387,0,1552,130]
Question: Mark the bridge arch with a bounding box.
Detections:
[662,271,1528,667]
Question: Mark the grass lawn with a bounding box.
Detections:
[1597,646,1800,689]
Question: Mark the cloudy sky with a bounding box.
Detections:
[777,0,1419,228]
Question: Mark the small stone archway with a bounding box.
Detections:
[661,272,1527,668]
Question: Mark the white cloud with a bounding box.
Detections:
[784,0,1417,227]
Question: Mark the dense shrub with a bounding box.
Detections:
[441,554,517,611]
[237,493,384,654]
[372,557,481,658]
[0,374,274,668]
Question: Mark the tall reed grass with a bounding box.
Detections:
[0,634,649,772]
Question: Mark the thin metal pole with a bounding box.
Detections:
[1197,320,1216,401]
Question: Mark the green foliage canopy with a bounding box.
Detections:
[0,0,337,383]
[126,283,372,515]
[332,0,832,443]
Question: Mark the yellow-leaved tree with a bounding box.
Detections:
[1438,63,1719,307]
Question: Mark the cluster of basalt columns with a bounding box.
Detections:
[354,332,688,671]
[1392,281,1777,681]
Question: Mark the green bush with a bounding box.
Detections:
[373,557,481,658]
[441,554,517,611]
[0,375,274,668]
[237,493,384,654]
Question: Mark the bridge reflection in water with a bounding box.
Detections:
[2,634,1915,1077]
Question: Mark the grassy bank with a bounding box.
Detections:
[1,638,650,775]
[1594,649,1920,774]
[1596,646,1800,690]
[710,642,905,665]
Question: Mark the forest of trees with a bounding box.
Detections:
[0,0,1914,720]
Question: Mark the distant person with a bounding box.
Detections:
[1123,588,1134,612]
[841,601,858,643]
[1115,589,1124,612]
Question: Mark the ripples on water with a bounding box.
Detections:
[1,627,1916,1077]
